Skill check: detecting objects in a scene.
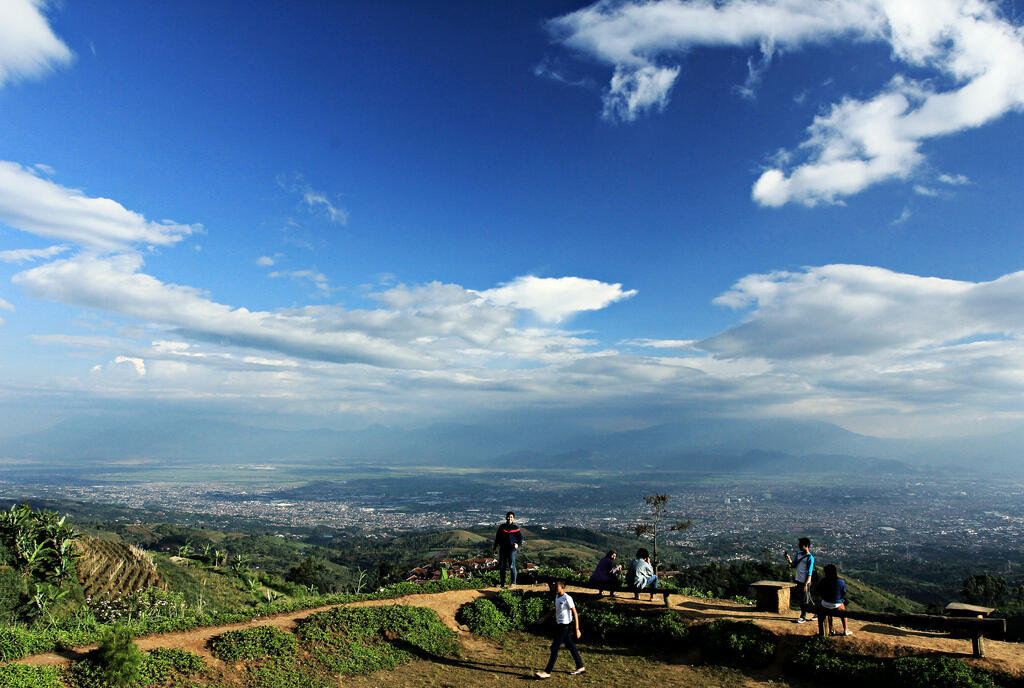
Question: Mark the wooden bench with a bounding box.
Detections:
[750,580,797,614]
[812,605,1005,658]
[534,576,673,607]
[945,602,997,658]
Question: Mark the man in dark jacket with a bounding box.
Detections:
[493,511,523,587]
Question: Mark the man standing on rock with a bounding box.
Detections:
[493,511,523,588]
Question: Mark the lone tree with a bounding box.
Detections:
[632,493,691,571]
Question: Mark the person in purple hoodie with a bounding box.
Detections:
[588,550,622,595]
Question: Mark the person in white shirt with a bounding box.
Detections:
[535,581,585,679]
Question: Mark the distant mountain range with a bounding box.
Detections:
[1,413,1021,474]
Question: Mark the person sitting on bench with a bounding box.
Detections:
[589,550,622,594]
[627,548,658,600]
[818,564,852,636]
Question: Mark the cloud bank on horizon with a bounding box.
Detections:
[1,0,1024,442]
[549,0,1024,206]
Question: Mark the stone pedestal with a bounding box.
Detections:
[750,581,797,614]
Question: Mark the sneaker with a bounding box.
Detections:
[809,615,818,620]
[795,617,807,623]
[571,667,586,675]
[844,631,853,636]
[535,671,551,679]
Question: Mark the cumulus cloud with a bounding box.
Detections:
[549,0,1024,205]
[12,252,637,373]
[478,275,637,322]
[0,162,196,250]
[0,0,72,88]
[257,256,276,267]
[703,264,1024,360]
[0,244,69,263]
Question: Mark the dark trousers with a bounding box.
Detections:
[498,548,517,586]
[795,580,813,617]
[545,623,584,673]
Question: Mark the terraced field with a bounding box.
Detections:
[76,536,162,599]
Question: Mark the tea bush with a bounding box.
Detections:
[208,625,297,662]
[0,663,66,688]
[295,605,458,676]
[694,619,775,668]
[456,598,509,639]
[787,637,1004,688]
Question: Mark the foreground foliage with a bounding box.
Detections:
[208,625,297,661]
[788,636,1017,688]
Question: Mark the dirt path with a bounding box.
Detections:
[14,584,1024,679]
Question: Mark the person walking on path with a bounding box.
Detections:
[819,564,852,636]
[493,511,523,588]
[535,580,585,679]
[786,537,816,623]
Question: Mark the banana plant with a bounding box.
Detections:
[200,543,214,565]
[231,554,251,575]
[29,582,69,624]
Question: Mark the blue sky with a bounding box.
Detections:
[2,0,1024,440]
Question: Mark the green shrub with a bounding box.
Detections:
[208,625,297,662]
[456,598,509,640]
[296,605,458,676]
[891,656,997,688]
[695,620,775,668]
[0,567,27,622]
[787,637,1003,688]
[0,626,30,661]
[245,655,333,688]
[0,663,66,688]
[139,647,206,685]
[493,589,546,629]
[86,626,146,687]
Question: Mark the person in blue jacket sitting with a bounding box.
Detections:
[819,564,852,636]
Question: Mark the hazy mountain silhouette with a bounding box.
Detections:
[1,412,1018,473]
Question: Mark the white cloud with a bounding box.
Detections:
[0,0,72,88]
[478,275,637,322]
[0,297,13,311]
[257,256,276,267]
[938,173,971,185]
[0,244,69,263]
[623,338,698,349]
[278,174,348,225]
[269,269,331,294]
[549,0,1024,204]
[603,64,681,121]
[114,356,146,376]
[913,185,939,197]
[0,162,196,250]
[890,206,912,224]
[703,264,1024,360]
[549,0,882,122]
[12,252,636,373]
